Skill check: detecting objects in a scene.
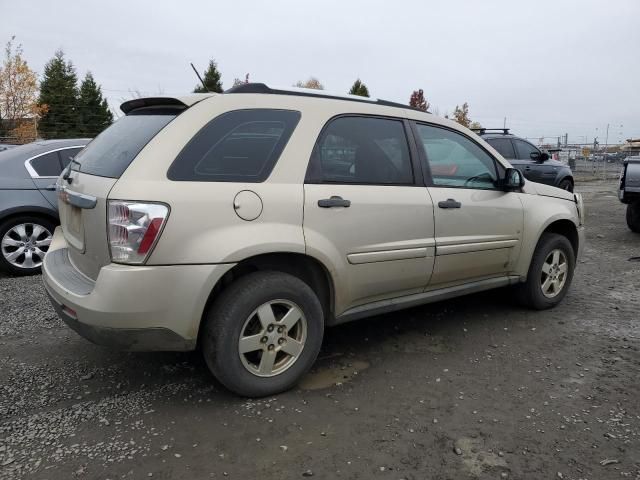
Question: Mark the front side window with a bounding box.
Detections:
[308,116,413,185]
[168,109,301,182]
[486,137,515,159]
[415,123,499,190]
[513,139,540,160]
[30,151,62,176]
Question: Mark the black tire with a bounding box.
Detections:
[202,271,324,397]
[515,233,575,310]
[0,216,56,276]
[558,178,573,192]
[626,201,640,233]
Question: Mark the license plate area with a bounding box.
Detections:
[62,203,85,252]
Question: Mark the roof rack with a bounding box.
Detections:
[224,83,429,113]
[470,127,510,135]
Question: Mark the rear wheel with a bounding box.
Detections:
[626,201,640,233]
[515,233,575,310]
[202,271,324,397]
[558,178,573,192]
[0,216,55,276]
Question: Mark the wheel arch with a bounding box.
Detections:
[540,218,579,259]
[197,252,335,347]
[0,206,59,226]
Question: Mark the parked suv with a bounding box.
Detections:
[0,139,89,274]
[476,129,575,192]
[619,156,640,232]
[42,85,585,397]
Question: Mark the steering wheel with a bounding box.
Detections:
[464,171,494,187]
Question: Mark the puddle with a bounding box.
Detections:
[455,437,507,476]
[299,360,370,390]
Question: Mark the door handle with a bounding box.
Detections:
[44,184,57,191]
[318,196,351,208]
[438,198,462,209]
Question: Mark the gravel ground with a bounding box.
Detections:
[0,180,638,480]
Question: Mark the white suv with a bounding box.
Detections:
[42,84,585,397]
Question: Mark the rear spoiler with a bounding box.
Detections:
[120,94,215,114]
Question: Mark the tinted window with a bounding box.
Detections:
[514,139,540,160]
[73,111,177,178]
[486,138,515,159]
[308,116,413,185]
[59,147,83,168]
[168,109,300,182]
[415,123,498,189]
[30,151,63,176]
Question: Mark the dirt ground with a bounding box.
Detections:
[1,180,638,480]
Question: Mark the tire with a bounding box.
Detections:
[0,216,56,276]
[515,233,575,310]
[558,178,573,192]
[626,201,640,233]
[202,271,324,397]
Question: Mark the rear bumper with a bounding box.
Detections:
[42,228,235,351]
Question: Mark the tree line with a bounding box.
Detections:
[0,37,112,143]
[0,39,480,145]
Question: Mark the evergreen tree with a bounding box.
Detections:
[409,89,429,111]
[77,72,113,137]
[348,79,370,97]
[193,60,223,93]
[38,50,78,138]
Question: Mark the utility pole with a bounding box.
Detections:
[503,117,506,129]
[603,123,610,179]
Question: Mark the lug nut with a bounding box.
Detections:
[278,338,284,345]
[261,336,268,343]
[277,326,285,333]
[267,325,274,332]
[268,344,274,351]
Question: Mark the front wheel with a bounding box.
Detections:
[515,233,576,310]
[626,201,640,233]
[202,271,324,397]
[558,178,574,192]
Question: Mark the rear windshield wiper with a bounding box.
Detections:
[62,159,82,184]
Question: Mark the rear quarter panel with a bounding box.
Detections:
[0,189,57,222]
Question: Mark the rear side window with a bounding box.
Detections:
[168,109,301,182]
[59,147,83,168]
[73,109,178,178]
[486,138,515,159]
[307,116,414,185]
[30,151,63,176]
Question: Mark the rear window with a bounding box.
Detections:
[72,109,178,178]
[168,109,301,182]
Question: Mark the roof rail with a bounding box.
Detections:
[470,127,510,135]
[224,83,429,113]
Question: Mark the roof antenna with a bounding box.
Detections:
[190,62,208,92]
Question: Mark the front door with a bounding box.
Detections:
[412,122,524,287]
[303,115,435,314]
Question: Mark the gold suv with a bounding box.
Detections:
[42,84,585,396]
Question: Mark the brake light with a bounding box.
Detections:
[107,201,169,264]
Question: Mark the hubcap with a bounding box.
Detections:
[238,299,307,377]
[540,249,568,298]
[1,223,52,269]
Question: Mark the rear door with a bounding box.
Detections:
[412,122,523,287]
[26,148,78,207]
[303,115,435,313]
[58,109,180,279]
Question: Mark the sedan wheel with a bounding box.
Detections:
[0,217,55,275]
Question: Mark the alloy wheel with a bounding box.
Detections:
[540,249,568,298]
[238,299,307,377]
[1,223,52,269]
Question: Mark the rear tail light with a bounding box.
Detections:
[107,201,169,264]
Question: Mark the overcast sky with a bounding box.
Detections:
[3,0,639,144]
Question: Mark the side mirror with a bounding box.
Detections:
[503,168,525,190]
[540,152,549,161]
[530,151,549,162]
